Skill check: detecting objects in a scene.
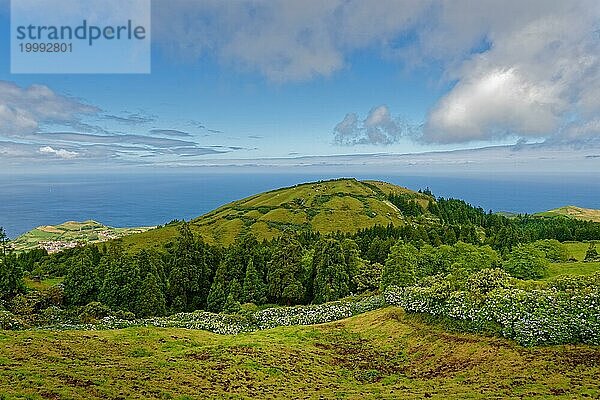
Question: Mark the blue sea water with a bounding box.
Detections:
[1,172,599,239]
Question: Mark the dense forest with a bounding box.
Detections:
[2,191,600,321]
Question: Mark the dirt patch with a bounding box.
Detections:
[57,374,95,388]
[315,333,406,382]
[186,349,214,361]
[553,348,600,368]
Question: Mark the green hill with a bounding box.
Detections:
[537,205,600,223]
[1,307,598,399]
[12,220,155,252]
[121,178,432,250]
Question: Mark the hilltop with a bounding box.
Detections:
[120,178,432,250]
[537,205,600,223]
[11,220,154,252]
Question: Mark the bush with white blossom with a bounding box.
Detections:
[37,294,386,334]
[384,270,600,346]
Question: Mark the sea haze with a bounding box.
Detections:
[1,172,599,239]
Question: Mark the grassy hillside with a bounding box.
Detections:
[1,307,598,399]
[537,206,600,223]
[12,220,154,252]
[121,178,431,250]
[546,241,600,278]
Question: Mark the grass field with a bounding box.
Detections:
[12,220,155,252]
[23,277,64,291]
[563,241,597,260]
[0,307,598,399]
[545,241,600,278]
[536,206,600,223]
[120,179,427,250]
[547,261,600,278]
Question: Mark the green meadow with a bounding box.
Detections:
[1,308,598,400]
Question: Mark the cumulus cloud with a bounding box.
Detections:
[0,79,246,166]
[0,81,99,136]
[153,0,426,82]
[327,1,600,145]
[334,105,416,145]
[152,1,600,144]
[423,67,564,143]
[411,1,600,144]
[38,146,79,159]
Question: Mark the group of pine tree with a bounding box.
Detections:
[3,191,600,318]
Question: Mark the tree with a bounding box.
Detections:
[381,242,418,290]
[242,258,264,304]
[98,245,139,312]
[136,273,166,317]
[64,247,100,306]
[0,227,9,257]
[341,239,361,293]
[450,242,500,274]
[502,244,549,280]
[0,254,23,301]
[443,228,457,245]
[0,227,24,301]
[222,279,242,314]
[313,238,349,303]
[207,262,228,312]
[224,233,264,284]
[267,233,305,305]
[533,239,568,262]
[167,223,211,312]
[584,242,600,262]
[354,261,382,293]
[416,244,452,277]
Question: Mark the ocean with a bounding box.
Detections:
[1,172,599,239]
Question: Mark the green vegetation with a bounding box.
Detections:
[545,241,600,279]
[0,308,599,399]
[23,276,64,291]
[2,179,600,397]
[12,220,155,252]
[3,179,600,327]
[120,178,423,249]
[537,205,600,223]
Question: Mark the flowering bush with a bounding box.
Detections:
[0,310,25,330]
[35,295,386,334]
[7,271,598,348]
[253,295,385,330]
[384,271,600,346]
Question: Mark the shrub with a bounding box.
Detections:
[0,310,25,330]
[35,295,386,335]
[502,244,549,279]
[384,272,600,346]
[533,239,569,262]
[78,302,111,323]
[467,268,511,295]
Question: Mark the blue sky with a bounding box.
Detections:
[1,0,599,173]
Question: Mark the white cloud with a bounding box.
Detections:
[334,105,415,145]
[423,67,564,143]
[0,81,99,136]
[411,1,600,143]
[153,0,427,82]
[153,1,600,143]
[39,146,79,159]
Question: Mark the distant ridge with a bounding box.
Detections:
[536,206,600,223]
[12,220,155,252]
